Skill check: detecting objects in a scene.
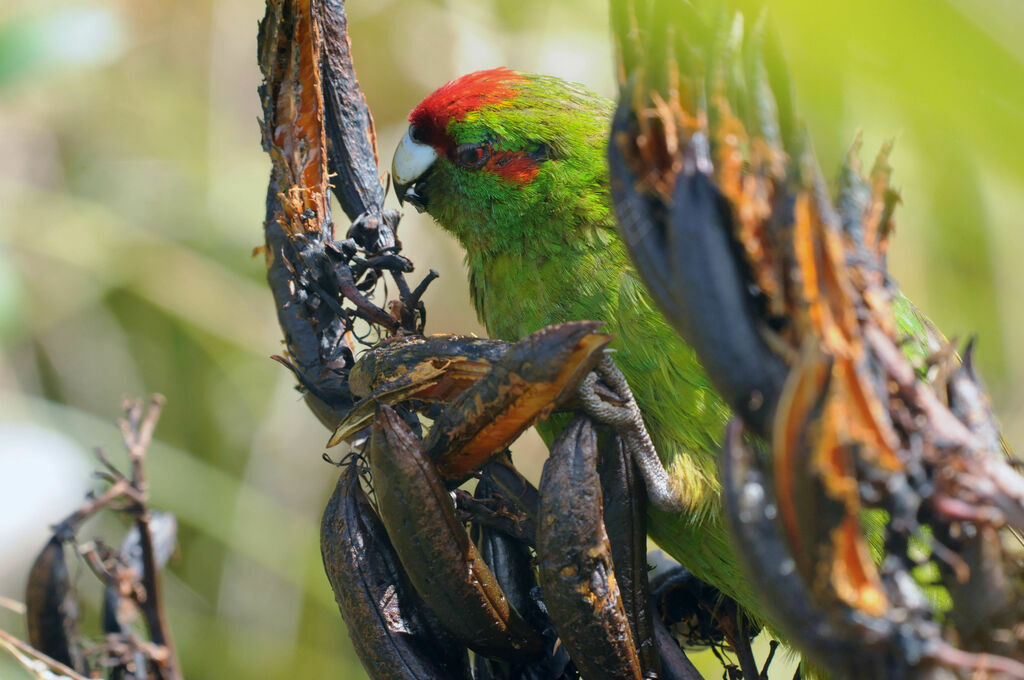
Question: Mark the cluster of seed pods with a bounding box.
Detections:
[321,326,765,679]
[609,1,1024,677]
[257,0,1024,677]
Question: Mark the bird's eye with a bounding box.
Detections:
[409,125,425,143]
[454,143,491,170]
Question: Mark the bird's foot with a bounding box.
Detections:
[577,356,687,512]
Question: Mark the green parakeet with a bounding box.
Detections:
[391,67,760,611]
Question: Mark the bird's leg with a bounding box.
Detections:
[577,355,687,511]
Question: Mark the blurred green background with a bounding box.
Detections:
[1,0,1023,678]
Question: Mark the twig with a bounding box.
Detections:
[926,639,1024,678]
[864,324,977,447]
[78,541,118,585]
[651,613,704,680]
[135,509,176,678]
[712,607,760,680]
[0,627,91,680]
[760,640,779,679]
[118,396,181,680]
[93,446,124,480]
[55,478,138,534]
[334,265,399,331]
[0,596,26,615]
[50,396,182,680]
[407,269,439,309]
[317,0,387,222]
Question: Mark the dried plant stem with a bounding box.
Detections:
[44,395,182,680]
[0,627,91,680]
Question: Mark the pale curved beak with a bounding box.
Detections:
[392,127,438,213]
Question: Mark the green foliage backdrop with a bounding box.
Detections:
[0,1,1022,678]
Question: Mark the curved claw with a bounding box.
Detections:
[579,356,686,511]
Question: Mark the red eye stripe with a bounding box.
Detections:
[409,68,526,152]
[486,151,541,184]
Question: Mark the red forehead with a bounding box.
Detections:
[409,68,525,149]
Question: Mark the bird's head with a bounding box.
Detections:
[392,68,612,254]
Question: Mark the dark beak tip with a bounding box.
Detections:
[394,182,428,214]
[394,181,409,206]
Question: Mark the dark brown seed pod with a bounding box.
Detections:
[348,335,511,399]
[481,452,541,538]
[537,416,642,680]
[720,417,900,678]
[321,462,469,679]
[472,476,572,680]
[330,336,513,446]
[457,456,537,545]
[427,321,611,481]
[608,94,787,439]
[473,476,540,627]
[25,533,87,673]
[370,404,544,660]
[599,434,659,678]
[938,345,1019,654]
